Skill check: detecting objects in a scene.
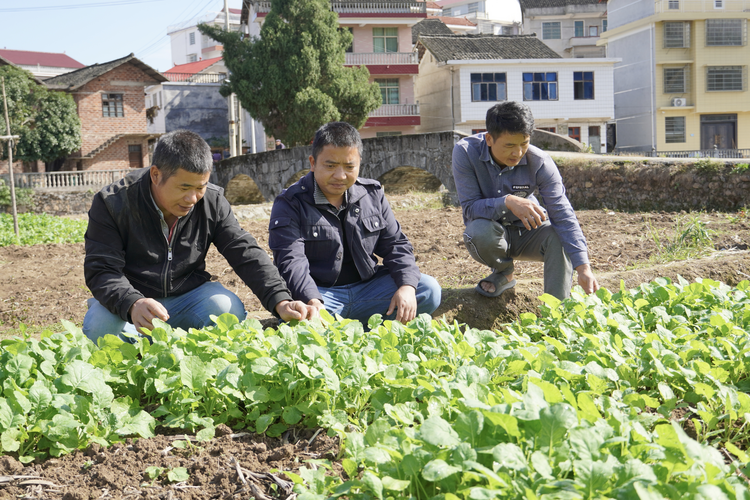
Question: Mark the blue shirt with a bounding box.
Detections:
[452,133,589,269]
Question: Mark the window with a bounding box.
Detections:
[102,93,123,117]
[664,67,687,93]
[468,2,479,13]
[189,32,195,45]
[471,73,507,102]
[664,22,690,48]
[542,22,561,40]
[705,19,744,46]
[523,73,558,101]
[665,117,686,143]
[574,71,595,99]
[589,25,599,36]
[603,20,608,32]
[714,0,724,8]
[188,54,197,63]
[575,21,584,37]
[668,0,679,8]
[442,7,451,16]
[707,66,744,91]
[376,78,400,104]
[568,127,581,142]
[373,27,398,53]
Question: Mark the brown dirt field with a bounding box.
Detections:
[1,194,750,498]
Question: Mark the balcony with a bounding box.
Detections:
[345,52,418,65]
[655,0,750,13]
[369,104,420,117]
[164,73,227,83]
[569,36,600,47]
[252,1,426,15]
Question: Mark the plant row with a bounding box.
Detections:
[0,277,749,498]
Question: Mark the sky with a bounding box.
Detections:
[0,0,242,73]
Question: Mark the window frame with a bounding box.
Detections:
[668,0,680,9]
[663,67,687,93]
[373,27,399,53]
[573,71,595,100]
[189,32,196,45]
[705,19,744,46]
[523,72,559,101]
[664,21,690,48]
[102,93,124,118]
[574,21,584,37]
[706,66,745,92]
[542,22,561,40]
[375,78,400,104]
[470,73,507,102]
[665,116,686,143]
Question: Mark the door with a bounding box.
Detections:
[700,115,737,150]
[128,145,143,169]
[588,126,601,153]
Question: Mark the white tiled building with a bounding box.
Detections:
[415,34,617,151]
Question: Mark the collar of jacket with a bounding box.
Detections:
[287,171,380,205]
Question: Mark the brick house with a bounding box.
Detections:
[44,53,167,171]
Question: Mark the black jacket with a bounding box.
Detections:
[268,172,420,304]
[84,167,292,322]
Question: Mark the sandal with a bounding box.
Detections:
[475,271,516,298]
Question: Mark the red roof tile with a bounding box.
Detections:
[430,15,477,26]
[164,56,224,74]
[0,49,84,68]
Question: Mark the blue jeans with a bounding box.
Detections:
[82,281,247,343]
[317,271,441,325]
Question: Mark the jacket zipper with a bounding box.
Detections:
[162,218,182,296]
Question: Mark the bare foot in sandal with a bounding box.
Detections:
[481,273,514,294]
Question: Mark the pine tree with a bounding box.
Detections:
[199,0,381,146]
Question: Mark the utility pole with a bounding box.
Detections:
[1,77,20,238]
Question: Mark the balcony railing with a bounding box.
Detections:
[569,36,600,47]
[0,169,133,192]
[345,52,417,65]
[252,1,426,15]
[655,0,750,13]
[369,103,420,117]
[620,148,750,158]
[164,73,227,83]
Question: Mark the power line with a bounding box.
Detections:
[0,0,169,13]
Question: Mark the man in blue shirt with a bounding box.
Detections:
[452,101,598,300]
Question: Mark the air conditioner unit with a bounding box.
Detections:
[672,97,687,107]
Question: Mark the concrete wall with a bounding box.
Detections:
[609,26,656,152]
[415,55,456,133]
[606,0,654,30]
[522,4,607,58]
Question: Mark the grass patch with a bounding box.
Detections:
[0,321,73,341]
[648,214,715,264]
[0,213,87,247]
[388,191,445,210]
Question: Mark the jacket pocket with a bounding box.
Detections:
[302,224,338,262]
[269,216,292,231]
[362,214,386,233]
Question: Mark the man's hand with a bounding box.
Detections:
[387,285,417,323]
[505,194,547,231]
[307,298,325,316]
[576,264,599,294]
[130,298,170,333]
[275,300,318,321]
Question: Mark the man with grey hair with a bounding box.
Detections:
[83,129,315,342]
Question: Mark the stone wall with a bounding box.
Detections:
[558,159,750,212]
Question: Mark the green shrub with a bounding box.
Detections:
[0,179,33,207]
[0,213,87,246]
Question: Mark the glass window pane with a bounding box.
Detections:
[373,28,384,36]
[385,38,398,52]
[471,73,481,83]
[574,72,582,80]
[482,73,493,82]
[496,73,506,82]
[584,81,594,98]
[541,83,548,100]
[575,21,584,37]
[472,83,481,100]
[546,73,557,82]
[534,73,544,81]
[498,83,507,100]
[523,83,532,100]
[373,38,385,52]
[533,83,541,100]
[549,82,558,99]
[387,88,399,104]
[489,84,497,101]
[523,73,533,82]
[385,27,398,36]
[481,84,488,101]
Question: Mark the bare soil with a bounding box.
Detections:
[1,194,750,498]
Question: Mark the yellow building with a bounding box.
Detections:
[600,0,749,155]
